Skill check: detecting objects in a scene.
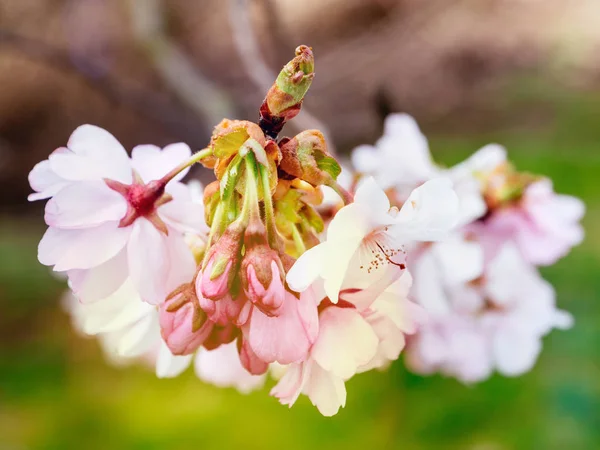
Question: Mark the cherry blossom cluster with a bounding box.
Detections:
[350,114,583,382]
[29,47,460,416]
[28,45,582,417]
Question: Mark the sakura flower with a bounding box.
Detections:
[405,314,492,383]
[351,114,437,195]
[29,125,205,304]
[350,113,507,226]
[63,283,264,390]
[194,342,266,393]
[272,270,422,416]
[287,176,459,303]
[481,243,573,376]
[477,179,585,266]
[406,238,573,382]
[240,287,319,366]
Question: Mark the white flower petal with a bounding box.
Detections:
[194,342,265,393]
[67,124,132,183]
[156,341,193,378]
[53,222,131,271]
[286,244,327,293]
[68,249,129,303]
[311,307,379,380]
[116,309,160,357]
[127,219,170,304]
[304,362,347,417]
[493,329,541,377]
[132,142,192,183]
[393,178,458,242]
[44,181,127,229]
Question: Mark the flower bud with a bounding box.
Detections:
[238,337,269,375]
[159,284,213,355]
[241,221,286,316]
[259,45,315,138]
[203,322,239,351]
[206,120,266,175]
[279,130,341,187]
[199,222,244,300]
[196,278,246,326]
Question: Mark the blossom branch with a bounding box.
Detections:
[226,0,337,154]
[128,0,236,126]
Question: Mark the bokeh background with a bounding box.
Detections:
[1,0,599,448]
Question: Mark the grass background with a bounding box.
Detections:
[0,79,599,450]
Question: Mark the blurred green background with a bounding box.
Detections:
[1,1,599,449]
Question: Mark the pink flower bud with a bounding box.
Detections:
[159,284,213,355]
[199,223,244,300]
[203,322,239,351]
[238,337,269,375]
[197,290,247,326]
[241,220,286,316]
[242,241,286,316]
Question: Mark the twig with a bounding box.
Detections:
[0,28,207,147]
[227,0,337,155]
[128,0,236,128]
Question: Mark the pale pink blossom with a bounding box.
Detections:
[287,176,458,303]
[481,243,573,376]
[351,114,436,194]
[272,270,423,416]
[29,125,205,304]
[406,238,573,382]
[477,179,585,266]
[194,342,266,393]
[350,113,506,226]
[240,288,319,365]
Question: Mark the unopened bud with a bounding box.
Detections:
[206,120,266,176]
[241,221,286,316]
[259,45,315,138]
[159,284,212,355]
[279,130,340,186]
[238,337,269,375]
[203,322,239,351]
[199,222,245,300]
[196,279,247,326]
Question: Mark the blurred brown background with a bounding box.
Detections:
[1,1,600,449]
[1,0,598,211]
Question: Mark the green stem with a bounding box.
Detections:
[326,179,354,205]
[238,153,260,226]
[160,148,212,184]
[290,224,306,255]
[259,164,277,246]
[202,201,225,267]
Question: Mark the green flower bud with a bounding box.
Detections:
[259,45,315,138]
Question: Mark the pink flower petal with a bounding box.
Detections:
[304,362,346,417]
[127,218,170,304]
[66,124,132,183]
[131,143,191,183]
[194,342,265,393]
[50,222,131,271]
[311,307,378,379]
[246,291,318,365]
[44,181,127,229]
[67,249,129,303]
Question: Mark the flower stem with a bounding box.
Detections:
[259,164,277,246]
[326,179,354,205]
[160,148,213,185]
[290,224,306,256]
[238,152,260,226]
